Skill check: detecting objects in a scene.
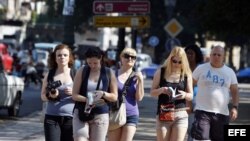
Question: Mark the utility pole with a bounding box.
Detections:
[164,0,177,54]
[62,0,75,50]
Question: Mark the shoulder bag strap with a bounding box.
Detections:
[70,68,76,80]
[47,69,56,83]
[159,67,165,87]
[121,71,134,96]
[184,75,187,90]
[96,70,102,90]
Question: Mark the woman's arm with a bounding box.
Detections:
[102,69,118,102]
[150,69,170,97]
[135,71,144,101]
[72,67,87,102]
[185,75,194,101]
[41,73,49,101]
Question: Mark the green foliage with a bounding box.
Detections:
[44,0,64,23]
[0,8,7,20]
[73,0,94,31]
[195,0,250,43]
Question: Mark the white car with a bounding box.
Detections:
[136,53,153,72]
[0,57,25,116]
[34,42,58,52]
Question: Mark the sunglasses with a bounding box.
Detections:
[123,53,137,60]
[212,53,222,57]
[172,59,182,64]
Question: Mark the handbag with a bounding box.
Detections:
[108,96,127,131]
[159,104,175,121]
[108,71,134,131]
[78,104,95,122]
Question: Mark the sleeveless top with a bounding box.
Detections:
[117,77,138,116]
[156,68,186,115]
[46,82,75,117]
[74,65,110,115]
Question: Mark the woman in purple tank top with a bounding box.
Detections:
[108,47,144,141]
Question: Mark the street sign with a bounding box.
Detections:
[93,1,150,14]
[165,38,181,52]
[93,16,150,28]
[148,36,159,47]
[164,18,183,38]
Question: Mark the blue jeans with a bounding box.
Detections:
[44,114,73,141]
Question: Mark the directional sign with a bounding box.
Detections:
[148,36,159,47]
[164,18,183,38]
[93,16,150,28]
[165,38,181,52]
[93,1,150,14]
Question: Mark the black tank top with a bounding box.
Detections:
[156,67,186,114]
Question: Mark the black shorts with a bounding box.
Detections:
[191,110,229,141]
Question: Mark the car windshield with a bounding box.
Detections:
[36,52,46,60]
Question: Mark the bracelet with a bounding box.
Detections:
[232,105,238,110]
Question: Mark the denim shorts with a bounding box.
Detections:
[126,115,139,127]
[191,110,229,141]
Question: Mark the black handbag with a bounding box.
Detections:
[78,104,95,122]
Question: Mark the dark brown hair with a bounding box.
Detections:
[48,44,74,69]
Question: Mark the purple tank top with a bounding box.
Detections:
[117,77,139,116]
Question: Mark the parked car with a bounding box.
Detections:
[136,53,152,72]
[34,42,58,52]
[0,57,25,116]
[74,40,100,60]
[141,64,159,79]
[237,67,250,83]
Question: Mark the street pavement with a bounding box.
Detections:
[0,83,249,141]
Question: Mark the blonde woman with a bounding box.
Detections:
[150,47,193,141]
[108,47,144,141]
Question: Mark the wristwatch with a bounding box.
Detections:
[232,105,238,110]
[102,91,106,98]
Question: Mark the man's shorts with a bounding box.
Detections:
[191,110,229,141]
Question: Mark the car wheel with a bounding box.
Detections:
[8,97,21,117]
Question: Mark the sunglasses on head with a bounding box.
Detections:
[172,59,182,64]
[123,53,137,60]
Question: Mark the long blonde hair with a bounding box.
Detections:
[162,46,192,79]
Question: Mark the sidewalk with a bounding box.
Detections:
[0,111,44,141]
[0,94,157,141]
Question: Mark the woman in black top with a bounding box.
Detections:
[150,46,193,141]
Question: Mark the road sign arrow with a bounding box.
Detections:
[96,4,105,12]
[139,17,147,26]
[93,1,150,14]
